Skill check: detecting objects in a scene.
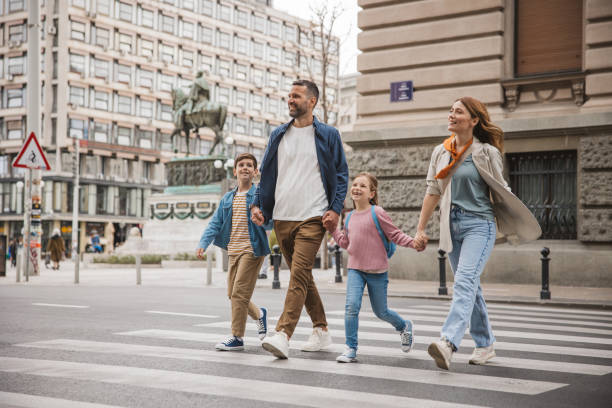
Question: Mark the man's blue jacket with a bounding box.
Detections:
[198,184,271,257]
[254,116,349,222]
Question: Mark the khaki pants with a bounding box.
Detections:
[274,217,327,338]
[228,252,265,337]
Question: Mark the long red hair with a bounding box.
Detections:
[457,96,504,153]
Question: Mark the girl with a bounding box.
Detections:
[332,172,422,363]
[414,97,541,370]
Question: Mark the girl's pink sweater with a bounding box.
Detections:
[332,205,415,273]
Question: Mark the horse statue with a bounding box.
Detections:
[170,71,227,156]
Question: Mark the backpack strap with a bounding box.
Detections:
[344,210,353,235]
[370,205,390,250]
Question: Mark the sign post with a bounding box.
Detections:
[12,132,51,281]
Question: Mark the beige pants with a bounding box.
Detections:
[228,252,265,337]
[274,217,327,338]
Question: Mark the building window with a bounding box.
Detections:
[7,119,23,139]
[199,53,213,73]
[217,86,230,105]
[200,26,213,44]
[70,21,86,41]
[118,32,132,53]
[267,45,280,64]
[218,31,231,50]
[161,14,174,34]
[93,90,109,111]
[269,20,280,38]
[93,122,109,143]
[253,15,265,33]
[219,3,231,22]
[72,0,86,7]
[69,54,84,75]
[93,26,110,48]
[160,43,174,63]
[7,88,24,108]
[140,7,154,28]
[267,71,279,89]
[69,86,85,106]
[181,20,195,39]
[252,68,263,88]
[117,1,133,22]
[96,185,108,214]
[217,59,230,78]
[234,117,247,134]
[251,93,263,111]
[116,63,131,84]
[236,36,248,55]
[68,118,85,139]
[182,0,194,10]
[236,9,248,27]
[507,150,577,239]
[117,126,131,145]
[96,0,110,15]
[251,120,263,138]
[161,132,172,151]
[159,73,174,92]
[8,23,25,43]
[8,55,26,76]
[267,97,279,114]
[139,38,154,57]
[8,0,25,12]
[235,89,247,107]
[92,58,109,79]
[137,69,154,89]
[235,63,248,81]
[515,0,583,76]
[285,25,296,42]
[138,129,153,148]
[252,41,264,59]
[284,50,296,67]
[117,94,132,114]
[139,98,154,118]
[181,49,194,67]
[159,103,172,121]
[200,0,213,16]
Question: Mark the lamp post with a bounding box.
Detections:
[15,181,23,282]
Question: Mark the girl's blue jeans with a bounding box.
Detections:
[441,206,497,351]
[344,269,408,350]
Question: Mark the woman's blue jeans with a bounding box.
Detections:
[344,269,408,350]
[441,207,496,351]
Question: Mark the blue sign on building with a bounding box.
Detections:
[390,81,413,102]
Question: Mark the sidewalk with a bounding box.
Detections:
[2,261,611,309]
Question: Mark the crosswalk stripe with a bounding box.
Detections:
[31,303,89,309]
[117,329,612,375]
[327,311,612,330]
[0,356,486,408]
[484,304,612,317]
[0,391,125,408]
[386,308,612,327]
[16,339,568,395]
[145,311,219,318]
[302,318,612,344]
[410,305,612,322]
[198,322,612,359]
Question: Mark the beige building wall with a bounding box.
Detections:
[345,0,612,286]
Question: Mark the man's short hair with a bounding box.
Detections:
[292,79,319,105]
[234,152,257,169]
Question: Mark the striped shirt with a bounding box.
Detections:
[227,192,253,255]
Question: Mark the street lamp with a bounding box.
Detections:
[213,159,223,169]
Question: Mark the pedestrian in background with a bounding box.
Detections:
[46,229,65,270]
[197,152,270,351]
[252,79,349,359]
[332,172,422,363]
[414,96,541,370]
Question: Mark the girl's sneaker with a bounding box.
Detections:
[336,346,357,363]
[400,320,414,352]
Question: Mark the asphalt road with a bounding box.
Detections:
[0,284,611,407]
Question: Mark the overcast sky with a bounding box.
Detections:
[272,0,359,76]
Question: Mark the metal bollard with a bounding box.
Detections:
[540,247,551,300]
[271,245,281,289]
[135,254,141,285]
[334,245,342,283]
[438,249,448,295]
[206,248,213,285]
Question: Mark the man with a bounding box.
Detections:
[252,80,348,359]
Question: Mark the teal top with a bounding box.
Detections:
[451,154,495,221]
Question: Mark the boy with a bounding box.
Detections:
[197,153,270,351]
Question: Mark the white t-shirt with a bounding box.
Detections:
[273,124,328,221]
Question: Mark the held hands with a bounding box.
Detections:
[322,210,339,232]
[413,230,429,252]
[196,248,206,259]
[251,206,265,226]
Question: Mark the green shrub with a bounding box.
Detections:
[173,252,203,261]
[92,254,166,264]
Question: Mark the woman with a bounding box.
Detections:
[414,96,541,370]
[46,229,66,270]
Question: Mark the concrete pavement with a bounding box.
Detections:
[2,260,611,308]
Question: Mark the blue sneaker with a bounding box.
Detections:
[256,307,267,340]
[215,336,244,351]
[401,320,414,352]
[336,346,357,363]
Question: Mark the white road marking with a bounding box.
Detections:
[31,303,89,309]
[145,311,219,318]
[0,391,125,408]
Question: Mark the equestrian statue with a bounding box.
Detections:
[171,71,227,156]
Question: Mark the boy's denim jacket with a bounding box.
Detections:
[197,184,271,257]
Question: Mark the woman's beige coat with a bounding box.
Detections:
[426,138,542,253]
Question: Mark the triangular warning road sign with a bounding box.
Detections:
[12,132,51,171]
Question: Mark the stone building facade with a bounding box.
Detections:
[345,0,612,286]
[0,0,339,254]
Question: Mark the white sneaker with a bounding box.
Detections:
[262,331,289,359]
[300,327,332,352]
[469,344,496,365]
[428,339,454,370]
